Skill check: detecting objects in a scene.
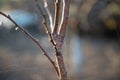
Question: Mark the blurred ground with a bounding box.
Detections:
[0,0,120,80]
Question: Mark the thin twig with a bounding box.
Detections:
[43,0,54,32]
[33,0,60,76]
[53,0,61,34]
[59,0,70,41]
[0,11,57,76]
[34,0,57,51]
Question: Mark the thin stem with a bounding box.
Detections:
[34,0,58,52]
[43,0,54,32]
[53,0,61,34]
[59,0,70,41]
[33,0,60,76]
[0,11,58,76]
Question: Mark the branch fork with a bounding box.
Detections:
[0,0,70,80]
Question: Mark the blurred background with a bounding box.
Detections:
[0,0,120,80]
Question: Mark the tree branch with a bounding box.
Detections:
[53,0,61,34]
[0,11,58,76]
[1,0,70,79]
[54,1,70,79]
[43,0,54,32]
[33,0,60,76]
[34,0,58,52]
[59,0,70,41]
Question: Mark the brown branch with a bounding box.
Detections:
[43,0,54,32]
[53,0,61,34]
[33,0,60,76]
[31,0,70,80]
[34,0,58,53]
[34,0,55,46]
[1,0,70,79]
[53,0,70,80]
[59,0,70,41]
[0,11,58,76]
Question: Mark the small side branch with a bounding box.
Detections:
[34,0,58,52]
[43,0,54,32]
[59,0,70,40]
[34,0,60,76]
[0,11,58,76]
[34,0,54,44]
[53,0,61,34]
